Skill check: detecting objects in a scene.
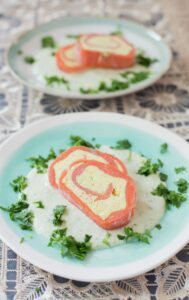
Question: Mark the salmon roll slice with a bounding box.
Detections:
[59,160,136,230]
[56,44,88,73]
[48,146,127,188]
[77,34,136,69]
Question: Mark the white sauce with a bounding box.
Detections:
[25,147,165,249]
[33,48,148,92]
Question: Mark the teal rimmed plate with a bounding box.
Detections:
[7,16,171,100]
[0,112,188,281]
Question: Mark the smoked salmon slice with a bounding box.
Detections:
[56,44,88,73]
[77,34,136,69]
[48,146,127,188]
[59,160,136,230]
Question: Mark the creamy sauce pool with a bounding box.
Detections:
[25,147,165,249]
[33,48,147,92]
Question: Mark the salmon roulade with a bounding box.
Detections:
[77,34,136,69]
[59,160,136,230]
[48,146,127,188]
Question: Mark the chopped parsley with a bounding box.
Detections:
[80,80,130,94]
[20,237,25,244]
[102,232,111,247]
[45,76,69,88]
[155,224,162,230]
[70,135,94,148]
[112,139,132,150]
[117,227,152,244]
[175,166,186,174]
[137,159,162,176]
[159,172,168,182]
[35,287,41,293]
[17,50,22,55]
[66,34,80,39]
[110,30,123,36]
[53,205,66,226]
[121,71,150,83]
[33,201,45,209]
[152,183,186,208]
[41,36,56,48]
[136,53,158,67]
[48,228,92,260]
[24,56,35,64]
[175,178,188,193]
[10,176,28,193]
[0,200,33,230]
[26,148,56,173]
[160,143,168,154]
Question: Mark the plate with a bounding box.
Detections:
[7,16,171,100]
[0,112,188,282]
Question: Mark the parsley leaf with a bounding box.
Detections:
[24,56,35,64]
[41,36,56,48]
[175,178,188,193]
[112,139,132,150]
[45,76,69,88]
[159,172,168,182]
[0,201,33,230]
[70,135,94,148]
[33,201,45,209]
[26,148,56,173]
[152,183,186,208]
[48,229,92,260]
[136,53,158,67]
[102,232,111,247]
[175,166,186,174]
[20,237,25,243]
[155,224,162,230]
[121,71,150,83]
[137,159,162,176]
[53,205,66,226]
[10,176,28,193]
[117,227,152,244]
[160,143,168,154]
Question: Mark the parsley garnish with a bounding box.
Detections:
[80,80,130,94]
[20,237,25,243]
[33,201,45,209]
[121,71,150,83]
[66,34,80,39]
[48,228,92,260]
[10,176,28,193]
[137,159,162,176]
[0,201,33,230]
[155,224,162,230]
[175,166,186,174]
[26,148,56,173]
[136,53,158,67]
[175,178,188,193]
[24,56,35,64]
[160,143,168,154]
[112,139,132,150]
[159,172,168,182]
[35,287,41,293]
[45,76,69,88]
[41,36,56,48]
[102,232,111,247]
[110,30,123,36]
[17,50,22,55]
[117,227,152,244]
[70,135,94,148]
[53,205,66,226]
[152,183,186,208]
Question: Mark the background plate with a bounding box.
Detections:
[0,112,188,282]
[7,16,171,100]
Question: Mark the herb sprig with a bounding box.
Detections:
[45,76,69,89]
[175,178,188,193]
[53,205,66,226]
[24,56,35,64]
[70,135,95,148]
[137,159,163,176]
[26,148,56,173]
[10,176,28,193]
[136,53,158,67]
[175,166,186,174]
[112,139,132,150]
[117,227,152,244]
[48,228,92,260]
[160,143,168,154]
[41,36,56,48]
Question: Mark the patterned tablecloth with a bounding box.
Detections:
[1,0,189,299]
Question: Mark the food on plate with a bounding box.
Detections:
[77,34,136,69]
[56,44,88,73]
[1,136,186,260]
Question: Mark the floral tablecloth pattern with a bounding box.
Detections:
[0,0,189,299]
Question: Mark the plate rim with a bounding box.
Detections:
[0,112,188,282]
[6,16,172,100]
